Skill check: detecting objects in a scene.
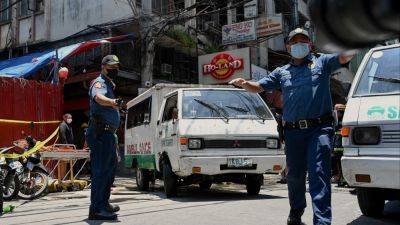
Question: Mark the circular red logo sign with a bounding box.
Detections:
[202,53,244,80]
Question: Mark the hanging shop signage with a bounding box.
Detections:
[257,14,283,38]
[198,48,251,84]
[222,20,256,45]
[244,0,258,19]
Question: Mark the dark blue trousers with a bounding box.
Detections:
[285,124,334,225]
[86,126,117,213]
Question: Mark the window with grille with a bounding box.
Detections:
[0,0,11,22]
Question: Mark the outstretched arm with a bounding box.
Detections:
[230,68,281,93]
[229,78,264,93]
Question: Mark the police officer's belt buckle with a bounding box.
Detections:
[298,120,308,129]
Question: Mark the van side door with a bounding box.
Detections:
[158,93,179,169]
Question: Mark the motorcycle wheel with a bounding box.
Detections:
[1,167,20,201]
[18,168,49,200]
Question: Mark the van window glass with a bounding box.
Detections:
[355,47,400,96]
[127,97,152,129]
[182,90,273,119]
[162,94,178,122]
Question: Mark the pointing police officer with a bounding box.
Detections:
[87,55,122,221]
[230,28,353,225]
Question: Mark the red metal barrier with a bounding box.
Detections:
[0,77,63,147]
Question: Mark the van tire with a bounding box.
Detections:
[199,181,212,191]
[136,168,150,191]
[357,188,385,217]
[246,174,263,196]
[162,162,178,198]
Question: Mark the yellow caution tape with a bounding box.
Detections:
[0,127,59,159]
[0,119,61,124]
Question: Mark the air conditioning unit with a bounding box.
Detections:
[204,21,215,31]
[161,63,172,74]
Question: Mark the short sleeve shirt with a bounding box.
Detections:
[89,75,120,127]
[258,54,342,122]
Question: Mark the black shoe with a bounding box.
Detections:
[106,203,120,213]
[287,209,303,225]
[88,210,118,221]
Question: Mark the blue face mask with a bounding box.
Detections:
[290,43,310,59]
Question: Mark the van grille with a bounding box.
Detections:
[203,139,267,149]
[381,129,400,144]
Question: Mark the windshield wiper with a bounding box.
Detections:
[232,93,267,122]
[226,105,267,122]
[225,105,249,113]
[370,75,400,84]
[194,98,229,122]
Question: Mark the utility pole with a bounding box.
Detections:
[138,0,155,88]
[227,0,237,50]
[293,0,299,28]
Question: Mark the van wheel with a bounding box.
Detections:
[246,174,263,196]
[162,162,178,198]
[136,168,150,191]
[357,188,385,217]
[199,181,212,191]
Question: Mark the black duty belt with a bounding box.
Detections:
[90,117,118,133]
[283,114,334,130]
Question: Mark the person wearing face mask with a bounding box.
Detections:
[230,28,354,225]
[59,113,74,145]
[86,55,123,221]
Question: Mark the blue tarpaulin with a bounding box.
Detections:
[0,50,55,78]
[0,43,81,79]
[0,34,134,79]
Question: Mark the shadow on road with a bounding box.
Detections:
[146,185,286,203]
[347,201,400,225]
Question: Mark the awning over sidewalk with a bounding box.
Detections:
[0,34,135,79]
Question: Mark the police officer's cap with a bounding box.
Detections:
[102,55,120,65]
[287,28,310,42]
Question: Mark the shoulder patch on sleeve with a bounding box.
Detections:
[94,82,103,89]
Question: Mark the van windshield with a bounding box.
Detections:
[354,47,400,96]
[182,90,273,120]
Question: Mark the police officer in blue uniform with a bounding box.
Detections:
[230,28,353,225]
[87,55,122,221]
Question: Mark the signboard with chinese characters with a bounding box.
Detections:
[198,48,251,84]
[257,14,283,38]
[222,20,256,45]
[244,0,258,19]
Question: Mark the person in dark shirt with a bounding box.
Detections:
[59,113,74,144]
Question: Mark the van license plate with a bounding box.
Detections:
[227,158,252,168]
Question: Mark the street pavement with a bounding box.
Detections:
[1,175,399,225]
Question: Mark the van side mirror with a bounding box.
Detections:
[157,120,160,125]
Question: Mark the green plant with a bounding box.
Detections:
[166,28,196,49]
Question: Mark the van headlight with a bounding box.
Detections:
[266,138,279,149]
[188,138,203,150]
[352,127,380,145]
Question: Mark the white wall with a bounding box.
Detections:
[49,0,133,41]
[0,24,11,49]
[35,14,46,41]
[19,18,32,44]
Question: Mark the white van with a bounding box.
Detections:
[341,44,400,217]
[124,84,285,197]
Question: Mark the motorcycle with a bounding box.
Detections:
[16,136,49,200]
[0,147,22,201]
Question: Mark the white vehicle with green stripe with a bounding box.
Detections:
[125,84,285,197]
[341,44,400,217]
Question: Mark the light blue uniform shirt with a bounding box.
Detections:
[258,54,342,122]
[89,75,120,127]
